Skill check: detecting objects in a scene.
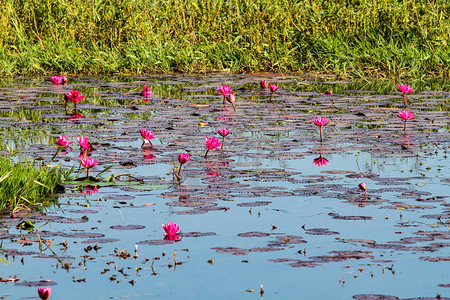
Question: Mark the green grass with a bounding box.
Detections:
[0,148,72,211]
[0,0,449,78]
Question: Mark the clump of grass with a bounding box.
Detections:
[0,0,448,78]
[0,147,72,212]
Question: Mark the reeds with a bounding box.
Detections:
[0,0,449,77]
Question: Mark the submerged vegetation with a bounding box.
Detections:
[0,0,449,77]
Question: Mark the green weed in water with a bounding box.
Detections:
[0,147,73,212]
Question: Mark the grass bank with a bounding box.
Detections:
[1,0,449,78]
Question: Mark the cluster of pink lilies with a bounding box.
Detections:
[55,134,97,177]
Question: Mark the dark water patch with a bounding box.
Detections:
[211,247,249,255]
[329,212,373,221]
[305,228,339,235]
[267,235,307,247]
[67,209,99,214]
[310,250,374,262]
[166,201,217,208]
[33,254,76,259]
[238,232,270,238]
[353,295,400,300]
[0,249,39,256]
[237,201,271,207]
[110,225,145,230]
[82,238,120,244]
[419,256,450,262]
[137,240,176,245]
[183,232,216,237]
[249,247,285,252]
[15,280,57,287]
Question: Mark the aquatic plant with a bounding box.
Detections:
[269,84,278,101]
[0,147,72,212]
[312,116,329,142]
[397,110,415,132]
[38,287,51,300]
[77,135,92,150]
[51,76,67,85]
[225,93,236,112]
[64,90,84,110]
[397,84,414,107]
[217,128,230,150]
[162,222,180,240]
[177,153,190,178]
[204,136,221,158]
[142,86,153,98]
[55,135,72,148]
[260,80,268,89]
[140,128,156,147]
[218,86,232,104]
[80,157,98,177]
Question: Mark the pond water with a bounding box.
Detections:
[0,74,449,299]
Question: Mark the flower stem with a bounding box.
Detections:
[403,120,407,133]
[269,93,273,101]
[86,168,90,178]
[204,149,209,158]
[319,127,323,142]
[223,96,226,104]
[403,93,407,107]
[221,137,225,150]
[177,165,182,177]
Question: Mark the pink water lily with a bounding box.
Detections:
[269,84,278,101]
[177,153,190,177]
[51,75,67,85]
[218,85,232,104]
[397,110,415,132]
[162,222,180,240]
[80,157,98,177]
[140,128,156,146]
[142,86,153,98]
[64,90,84,109]
[260,80,269,89]
[312,156,329,167]
[397,110,415,120]
[397,84,414,107]
[217,128,230,150]
[55,135,72,147]
[312,117,329,142]
[38,287,51,300]
[77,135,92,150]
[204,136,221,158]
[225,93,236,112]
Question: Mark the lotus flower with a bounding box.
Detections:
[177,153,190,177]
[325,90,333,95]
[77,135,92,150]
[225,93,236,112]
[204,136,221,158]
[218,86,232,104]
[142,86,153,98]
[269,84,278,101]
[64,90,84,109]
[260,80,269,89]
[51,75,67,85]
[217,128,230,150]
[68,112,84,122]
[55,135,72,148]
[38,287,51,300]
[140,128,156,146]
[397,110,415,132]
[312,117,329,142]
[397,84,414,107]
[162,222,180,240]
[80,157,98,177]
[312,156,329,167]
